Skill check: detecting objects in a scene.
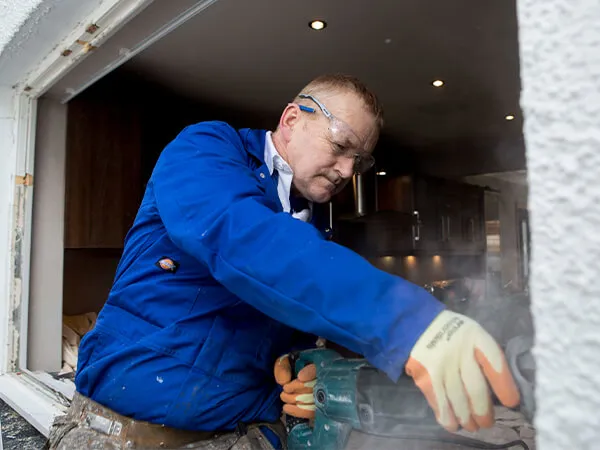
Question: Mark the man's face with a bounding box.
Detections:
[282,92,379,203]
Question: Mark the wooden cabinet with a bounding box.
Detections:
[459,183,486,253]
[424,180,485,254]
[412,177,443,253]
[373,175,486,256]
[377,176,413,213]
[64,92,142,248]
[434,180,485,254]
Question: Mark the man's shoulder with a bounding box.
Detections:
[175,121,266,161]
[177,120,240,141]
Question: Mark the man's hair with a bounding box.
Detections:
[294,74,384,131]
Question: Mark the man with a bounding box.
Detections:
[48,75,519,449]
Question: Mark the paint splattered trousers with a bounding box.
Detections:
[45,393,284,450]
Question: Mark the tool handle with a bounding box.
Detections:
[284,349,342,434]
[284,351,310,433]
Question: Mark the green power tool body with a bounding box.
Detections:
[286,341,534,450]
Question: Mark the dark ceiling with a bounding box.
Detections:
[48,0,525,176]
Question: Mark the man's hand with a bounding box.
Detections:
[274,355,317,419]
[406,310,520,432]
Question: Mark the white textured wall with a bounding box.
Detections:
[0,0,105,86]
[518,1,600,449]
[0,0,44,52]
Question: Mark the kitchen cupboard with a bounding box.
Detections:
[333,174,486,256]
[405,176,485,255]
[434,179,486,254]
[64,89,142,248]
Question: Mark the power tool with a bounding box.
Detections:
[286,335,534,450]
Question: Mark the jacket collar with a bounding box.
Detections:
[238,128,267,164]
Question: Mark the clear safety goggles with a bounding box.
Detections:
[297,93,376,174]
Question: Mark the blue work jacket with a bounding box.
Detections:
[75,121,444,432]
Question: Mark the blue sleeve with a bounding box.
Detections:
[150,122,445,381]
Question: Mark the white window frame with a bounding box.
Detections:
[0,0,219,436]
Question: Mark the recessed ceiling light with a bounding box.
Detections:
[432,80,444,87]
[505,114,515,121]
[384,38,392,44]
[309,20,327,30]
[376,171,387,176]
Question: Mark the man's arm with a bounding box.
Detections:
[151,121,444,381]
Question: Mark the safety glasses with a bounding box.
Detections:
[297,93,376,174]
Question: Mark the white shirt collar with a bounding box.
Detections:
[264,131,292,176]
[264,131,311,221]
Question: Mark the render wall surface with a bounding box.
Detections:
[0,0,104,86]
[518,1,600,448]
[0,0,44,51]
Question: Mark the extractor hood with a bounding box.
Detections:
[333,174,415,256]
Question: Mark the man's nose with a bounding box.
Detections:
[337,156,355,179]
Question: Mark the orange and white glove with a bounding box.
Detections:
[406,310,520,433]
[274,355,317,419]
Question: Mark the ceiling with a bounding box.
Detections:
[47,0,525,175]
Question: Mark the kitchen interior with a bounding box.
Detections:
[27,0,534,445]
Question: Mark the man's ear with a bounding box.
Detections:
[278,103,301,143]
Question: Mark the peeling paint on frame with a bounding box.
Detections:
[4,93,38,374]
[7,181,34,372]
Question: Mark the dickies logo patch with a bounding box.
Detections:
[156,257,180,273]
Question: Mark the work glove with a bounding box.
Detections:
[405,310,520,433]
[274,354,317,419]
